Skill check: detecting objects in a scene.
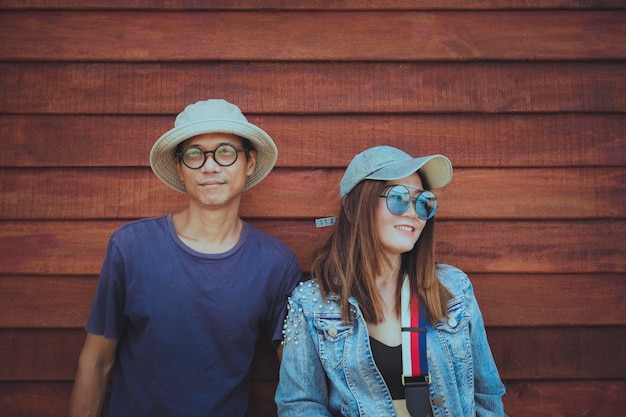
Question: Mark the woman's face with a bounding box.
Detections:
[375,173,427,259]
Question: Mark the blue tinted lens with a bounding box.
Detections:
[386,186,411,215]
[416,191,438,220]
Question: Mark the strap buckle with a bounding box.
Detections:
[403,373,431,417]
[402,373,431,387]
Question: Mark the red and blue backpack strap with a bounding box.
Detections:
[401,278,431,417]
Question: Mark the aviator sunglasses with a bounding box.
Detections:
[379,185,438,220]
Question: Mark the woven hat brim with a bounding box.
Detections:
[150,120,278,194]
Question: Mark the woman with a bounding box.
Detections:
[276,146,506,417]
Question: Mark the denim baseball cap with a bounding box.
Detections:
[339,146,453,198]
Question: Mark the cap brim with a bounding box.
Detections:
[365,154,452,190]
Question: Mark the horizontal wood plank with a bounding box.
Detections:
[1,274,623,328]
[0,276,95,328]
[1,167,623,220]
[472,274,626,326]
[502,379,626,417]
[0,382,71,417]
[489,327,626,380]
[1,62,624,114]
[1,11,624,61]
[0,329,84,381]
[1,327,624,381]
[2,114,623,168]
[1,379,624,417]
[2,0,625,11]
[436,220,625,274]
[1,220,623,275]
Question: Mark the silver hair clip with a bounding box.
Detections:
[315,217,337,228]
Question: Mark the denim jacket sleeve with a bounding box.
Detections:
[275,283,335,416]
[466,278,507,416]
[436,264,507,417]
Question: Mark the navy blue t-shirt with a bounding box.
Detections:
[86,215,302,417]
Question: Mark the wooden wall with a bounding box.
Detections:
[0,1,624,416]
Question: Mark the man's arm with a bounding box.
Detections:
[275,343,284,362]
[69,333,119,417]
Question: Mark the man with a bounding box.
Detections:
[70,99,302,417]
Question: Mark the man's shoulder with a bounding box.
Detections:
[111,215,169,241]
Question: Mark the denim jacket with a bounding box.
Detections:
[276,264,507,417]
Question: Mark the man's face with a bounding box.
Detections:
[175,133,257,210]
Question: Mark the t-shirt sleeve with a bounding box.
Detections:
[85,233,127,340]
[268,252,303,348]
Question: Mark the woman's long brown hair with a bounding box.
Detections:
[311,179,452,324]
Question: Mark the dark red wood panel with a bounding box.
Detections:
[2,0,625,10]
[0,329,83,381]
[1,11,624,61]
[0,382,72,417]
[0,276,96,328]
[0,3,623,416]
[502,379,626,417]
[1,62,624,114]
[2,114,624,169]
[490,327,626,379]
[471,274,626,327]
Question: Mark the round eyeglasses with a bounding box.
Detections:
[176,144,245,169]
[379,185,438,220]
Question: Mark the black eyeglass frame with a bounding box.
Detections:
[176,144,246,169]
[378,185,438,220]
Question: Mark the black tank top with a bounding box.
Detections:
[369,337,405,400]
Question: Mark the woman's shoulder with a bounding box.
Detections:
[290,279,329,302]
[436,263,473,297]
[289,279,341,313]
